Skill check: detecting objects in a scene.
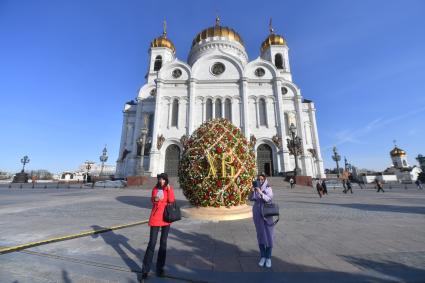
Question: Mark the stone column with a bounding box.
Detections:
[308,103,325,177]
[240,77,250,137]
[149,79,163,176]
[116,111,128,177]
[188,78,196,135]
[273,79,290,173]
[294,92,309,176]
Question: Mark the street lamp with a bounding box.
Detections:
[99,145,108,176]
[286,123,302,176]
[20,155,30,173]
[332,146,341,178]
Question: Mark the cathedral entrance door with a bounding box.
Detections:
[164,144,180,176]
[257,144,274,176]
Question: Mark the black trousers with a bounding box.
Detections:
[142,225,170,273]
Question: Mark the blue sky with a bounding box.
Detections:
[0,0,424,173]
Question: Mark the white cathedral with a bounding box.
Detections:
[116,18,325,178]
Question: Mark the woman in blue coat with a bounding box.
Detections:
[249,174,274,268]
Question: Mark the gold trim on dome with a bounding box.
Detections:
[390,146,406,157]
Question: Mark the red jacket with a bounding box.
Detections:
[148,185,176,227]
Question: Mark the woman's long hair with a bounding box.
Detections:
[156,173,169,189]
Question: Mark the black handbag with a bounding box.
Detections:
[163,202,181,223]
[262,202,279,226]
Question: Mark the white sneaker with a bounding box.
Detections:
[258,257,266,267]
[265,258,272,268]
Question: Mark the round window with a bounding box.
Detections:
[150,89,156,96]
[281,87,288,95]
[255,67,265,77]
[172,68,182,78]
[211,62,225,76]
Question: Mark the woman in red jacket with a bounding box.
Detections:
[142,173,175,279]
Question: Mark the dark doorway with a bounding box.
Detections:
[164,144,180,176]
[257,144,274,176]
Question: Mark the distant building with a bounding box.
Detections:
[58,163,116,182]
[381,145,422,183]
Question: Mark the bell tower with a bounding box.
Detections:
[147,20,176,82]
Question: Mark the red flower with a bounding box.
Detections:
[216,180,222,187]
[216,147,223,154]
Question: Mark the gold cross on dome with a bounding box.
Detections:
[269,17,274,34]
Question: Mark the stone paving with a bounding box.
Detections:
[0,182,424,283]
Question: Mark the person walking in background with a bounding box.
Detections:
[249,174,274,268]
[415,179,423,190]
[141,173,175,279]
[289,177,295,189]
[342,179,346,193]
[375,178,385,193]
[316,180,324,198]
[322,179,328,195]
[345,179,353,194]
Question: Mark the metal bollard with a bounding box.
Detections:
[405,184,407,190]
[8,184,11,189]
[20,184,22,189]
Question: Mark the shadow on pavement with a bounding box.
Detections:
[342,254,425,282]
[91,225,144,282]
[287,200,425,215]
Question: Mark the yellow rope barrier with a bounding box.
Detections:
[0,219,149,255]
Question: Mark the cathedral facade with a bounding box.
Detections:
[116,19,325,178]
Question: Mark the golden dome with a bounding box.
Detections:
[261,18,286,52]
[150,36,175,53]
[390,146,406,157]
[261,33,286,52]
[192,17,244,47]
[150,20,176,53]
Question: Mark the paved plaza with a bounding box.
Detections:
[0,181,424,283]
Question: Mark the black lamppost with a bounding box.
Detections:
[99,145,108,176]
[287,123,302,176]
[332,146,341,178]
[20,155,30,173]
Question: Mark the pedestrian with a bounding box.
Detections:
[342,179,347,193]
[415,179,423,190]
[316,180,324,198]
[322,179,328,195]
[289,177,295,189]
[141,173,175,279]
[249,174,274,268]
[345,179,353,194]
[375,179,385,193]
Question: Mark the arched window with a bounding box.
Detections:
[215,99,222,118]
[274,54,283,69]
[206,99,213,121]
[224,98,232,121]
[154,55,162,71]
[171,99,179,127]
[403,160,407,166]
[259,98,267,126]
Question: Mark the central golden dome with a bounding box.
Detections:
[192,17,244,47]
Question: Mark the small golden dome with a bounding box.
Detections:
[261,18,286,52]
[192,16,244,47]
[390,146,406,157]
[150,36,175,53]
[261,34,286,53]
[150,20,176,53]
